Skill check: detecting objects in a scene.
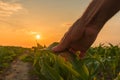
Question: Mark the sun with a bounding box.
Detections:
[36,34,41,40]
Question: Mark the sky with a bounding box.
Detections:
[0,0,120,47]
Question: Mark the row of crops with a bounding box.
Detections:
[86,44,120,80]
[30,43,120,80]
[0,46,29,74]
[0,43,120,80]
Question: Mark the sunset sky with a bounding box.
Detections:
[0,0,120,47]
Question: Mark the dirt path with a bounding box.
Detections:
[0,54,31,80]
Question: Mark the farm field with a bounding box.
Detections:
[0,0,120,80]
[0,43,120,80]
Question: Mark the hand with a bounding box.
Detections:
[52,23,100,58]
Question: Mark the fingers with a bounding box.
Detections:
[52,43,67,52]
[52,32,71,52]
[52,26,85,53]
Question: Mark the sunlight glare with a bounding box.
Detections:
[36,34,41,40]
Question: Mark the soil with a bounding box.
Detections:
[0,54,38,80]
[5,60,30,80]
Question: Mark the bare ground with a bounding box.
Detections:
[3,59,31,80]
[0,52,36,80]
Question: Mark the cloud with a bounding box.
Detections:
[29,31,38,35]
[0,1,23,17]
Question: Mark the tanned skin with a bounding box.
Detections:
[52,0,120,57]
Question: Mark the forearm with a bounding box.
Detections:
[73,0,120,30]
[90,0,120,29]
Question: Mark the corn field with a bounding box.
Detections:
[0,43,120,80]
[32,43,120,80]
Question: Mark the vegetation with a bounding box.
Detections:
[0,43,120,80]
[0,46,29,74]
[32,43,120,80]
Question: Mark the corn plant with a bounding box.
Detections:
[33,43,103,80]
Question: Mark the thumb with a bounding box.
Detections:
[52,36,71,52]
[52,31,72,52]
[52,41,69,52]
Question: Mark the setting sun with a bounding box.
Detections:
[36,34,41,40]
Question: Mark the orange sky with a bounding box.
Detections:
[0,0,120,47]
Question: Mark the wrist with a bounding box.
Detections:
[89,12,106,32]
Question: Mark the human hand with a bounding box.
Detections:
[52,24,99,58]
